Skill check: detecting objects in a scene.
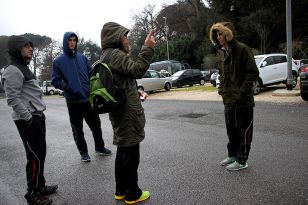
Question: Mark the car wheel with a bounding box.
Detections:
[176,82,182,88]
[292,74,298,88]
[211,81,216,87]
[253,80,261,95]
[300,91,308,101]
[200,79,205,85]
[49,90,55,95]
[164,83,171,91]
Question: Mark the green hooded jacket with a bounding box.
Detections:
[209,22,259,108]
[100,22,154,146]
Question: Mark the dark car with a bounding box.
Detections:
[171,69,205,88]
[299,64,308,101]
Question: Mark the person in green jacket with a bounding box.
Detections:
[209,22,259,171]
[100,22,155,204]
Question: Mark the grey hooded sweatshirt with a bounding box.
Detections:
[1,36,45,121]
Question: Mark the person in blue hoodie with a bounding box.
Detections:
[52,32,111,162]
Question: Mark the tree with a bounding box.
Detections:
[77,38,101,64]
[253,22,270,54]
[129,4,157,60]
[0,36,10,68]
[39,40,61,81]
[23,34,52,77]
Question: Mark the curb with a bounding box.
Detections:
[272,89,300,97]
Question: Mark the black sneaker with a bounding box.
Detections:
[38,185,58,195]
[95,147,112,156]
[25,192,52,205]
[81,152,91,162]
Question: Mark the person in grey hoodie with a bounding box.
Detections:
[100,22,155,204]
[1,35,57,205]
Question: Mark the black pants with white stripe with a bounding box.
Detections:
[15,114,46,193]
[224,107,254,164]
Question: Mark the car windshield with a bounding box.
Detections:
[172,70,186,77]
[255,57,263,65]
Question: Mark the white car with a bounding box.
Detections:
[137,70,172,92]
[41,80,62,95]
[210,72,220,87]
[253,53,298,95]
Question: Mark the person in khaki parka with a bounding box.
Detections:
[100,22,155,204]
[209,22,259,171]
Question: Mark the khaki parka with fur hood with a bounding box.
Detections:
[100,22,154,146]
[209,22,259,108]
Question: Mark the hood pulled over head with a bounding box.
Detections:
[7,35,33,61]
[63,32,78,54]
[100,22,129,50]
[209,22,236,48]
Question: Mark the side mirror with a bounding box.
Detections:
[261,61,267,67]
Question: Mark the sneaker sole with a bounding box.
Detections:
[95,152,112,156]
[125,191,150,204]
[220,161,235,166]
[125,196,150,204]
[226,165,248,171]
[115,195,126,200]
[81,159,91,162]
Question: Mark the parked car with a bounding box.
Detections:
[171,69,205,88]
[159,69,172,77]
[210,72,220,87]
[149,60,185,75]
[253,53,298,95]
[299,64,308,101]
[294,59,308,71]
[201,68,218,81]
[40,80,62,95]
[136,70,172,92]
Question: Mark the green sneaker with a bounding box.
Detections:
[226,161,248,171]
[125,191,150,204]
[115,194,126,200]
[220,157,236,166]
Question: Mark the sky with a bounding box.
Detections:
[0,0,176,44]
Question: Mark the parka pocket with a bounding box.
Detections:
[132,108,145,132]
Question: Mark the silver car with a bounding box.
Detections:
[137,70,172,92]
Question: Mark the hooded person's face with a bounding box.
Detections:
[217,32,227,47]
[121,35,130,53]
[68,36,77,51]
[20,42,33,62]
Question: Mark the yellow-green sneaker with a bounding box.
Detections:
[125,191,150,204]
[115,194,126,200]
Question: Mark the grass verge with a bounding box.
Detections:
[170,84,217,92]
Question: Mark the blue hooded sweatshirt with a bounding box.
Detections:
[51,32,92,103]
